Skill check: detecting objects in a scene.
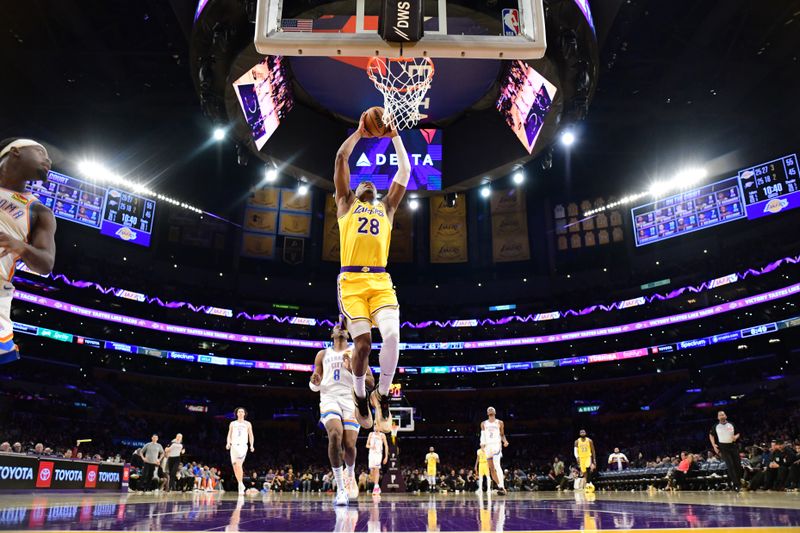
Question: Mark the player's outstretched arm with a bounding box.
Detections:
[382,128,410,221]
[334,115,367,216]
[1,204,56,275]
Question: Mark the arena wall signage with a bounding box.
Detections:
[17,253,799,329]
[0,455,126,491]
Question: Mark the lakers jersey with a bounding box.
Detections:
[338,199,392,267]
[577,438,592,457]
[0,188,36,281]
[319,347,353,398]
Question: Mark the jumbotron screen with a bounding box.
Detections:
[496,60,557,154]
[349,129,442,191]
[232,56,294,150]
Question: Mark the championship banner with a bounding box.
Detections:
[243,207,278,234]
[321,195,340,262]
[241,233,276,259]
[430,195,467,263]
[389,202,413,263]
[279,188,312,213]
[278,212,312,237]
[247,186,280,209]
[491,189,530,262]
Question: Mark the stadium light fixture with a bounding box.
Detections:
[264,167,278,183]
[513,171,525,185]
[297,181,309,195]
[409,197,419,210]
[480,184,491,198]
[560,130,576,147]
[79,159,203,214]
[213,127,226,141]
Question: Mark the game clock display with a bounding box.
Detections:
[27,171,156,247]
[738,154,799,219]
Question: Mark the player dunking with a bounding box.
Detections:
[481,407,509,495]
[309,324,374,506]
[0,138,56,364]
[366,427,388,496]
[226,407,255,494]
[574,429,596,491]
[333,112,411,432]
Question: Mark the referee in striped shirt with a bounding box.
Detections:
[709,411,741,491]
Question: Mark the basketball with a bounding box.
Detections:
[362,106,389,137]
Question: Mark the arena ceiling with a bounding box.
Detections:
[1,0,799,214]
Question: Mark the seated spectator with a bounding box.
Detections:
[0,442,10,452]
[321,471,333,492]
[12,442,22,454]
[668,451,694,490]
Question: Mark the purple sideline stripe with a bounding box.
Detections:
[12,282,800,351]
[18,254,799,329]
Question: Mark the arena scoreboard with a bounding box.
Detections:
[632,176,745,246]
[27,171,156,247]
[632,153,799,246]
[738,154,799,219]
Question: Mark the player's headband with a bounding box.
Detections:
[0,139,46,159]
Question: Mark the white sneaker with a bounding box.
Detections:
[333,490,349,506]
[346,475,359,500]
[372,486,381,496]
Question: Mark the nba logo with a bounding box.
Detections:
[502,8,520,36]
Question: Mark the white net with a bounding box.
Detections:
[367,57,435,131]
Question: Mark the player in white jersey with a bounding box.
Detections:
[0,138,56,364]
[366,427,388,496]
[226,407,254,494]
[310,324,374,506]
[480,407,509,495]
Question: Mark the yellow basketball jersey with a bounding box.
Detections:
[577,439,592,457]
[338,199,392,268]
[477,449,488,466]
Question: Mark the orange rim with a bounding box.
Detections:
[366,57,435,94]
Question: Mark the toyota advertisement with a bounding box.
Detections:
[0,454,127,491]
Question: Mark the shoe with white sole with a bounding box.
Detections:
[333,489,349,506]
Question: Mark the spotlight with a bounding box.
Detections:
[213,128,225,141]
[480,185,491,198]
[264,167,278,183]
[561,130,576,147]
[513,171,525,185]
[298,182,309,195]
[409,198,419,210]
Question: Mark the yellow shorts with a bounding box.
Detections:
[478,465,489,477]
[579,456,592,473]
[337,272,398,325]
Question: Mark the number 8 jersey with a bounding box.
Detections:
[320,347,353,399]
[338,199,392,268]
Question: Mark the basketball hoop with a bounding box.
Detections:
[366,57,435,131]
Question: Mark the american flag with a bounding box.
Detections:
[280,19,314,32]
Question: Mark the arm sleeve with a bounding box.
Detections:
[391,136,411,187]
[480,431,487,446]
